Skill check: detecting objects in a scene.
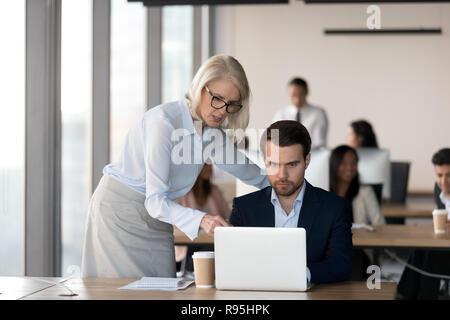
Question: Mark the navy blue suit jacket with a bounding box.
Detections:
[229,181,353,284]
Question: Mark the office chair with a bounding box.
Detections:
[390,161,411,204]
[386,161,410,224]
[434,183,445,208]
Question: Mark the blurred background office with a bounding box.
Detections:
[1,0,450,288]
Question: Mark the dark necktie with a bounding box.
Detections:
[296,110,301,123]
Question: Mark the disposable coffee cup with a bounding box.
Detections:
[432,209,448,234]
[192,251,215,288]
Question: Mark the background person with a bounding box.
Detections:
[329,145,385,226]
[329,145,386,280]
[397,148,450,300]
[347,119,378,149]
[433,148,450,212]
[81,55,269,278]
[272,78,328,149]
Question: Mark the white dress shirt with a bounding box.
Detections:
[272,104,328,149]
[104,99,269,240]
[439,192,450,220]
[270,181,311,282]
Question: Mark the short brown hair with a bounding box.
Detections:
[288,77,308,95]
[432,148,450,166]
[261,120,311,159]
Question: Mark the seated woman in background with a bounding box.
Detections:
[175,163,230,273]
[330,145,385,225]
[347,119,378,148]
[329,145,385,280]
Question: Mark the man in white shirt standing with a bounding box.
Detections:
[272,78,328,149]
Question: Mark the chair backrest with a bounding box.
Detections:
[366,183,383,205]
[389,161,411,204]
[434,182,445,209]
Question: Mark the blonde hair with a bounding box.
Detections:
[185,54,251,133]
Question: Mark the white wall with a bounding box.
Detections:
[214,2,450,192]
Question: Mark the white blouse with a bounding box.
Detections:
[352,185,386,226]
[104,99,269,240]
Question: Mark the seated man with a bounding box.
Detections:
[397,148,450,300]
[229,120,353,284]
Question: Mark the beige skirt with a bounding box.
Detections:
[81,174,176,278]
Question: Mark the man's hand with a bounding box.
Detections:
[200,214,232,237]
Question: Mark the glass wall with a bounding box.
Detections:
[61,0,92,277]
[162,6,193,103]
[0,0,25,276]
[110,0,147,162]
[0,0,202,277]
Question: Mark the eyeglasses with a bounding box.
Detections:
[205,86,243,114]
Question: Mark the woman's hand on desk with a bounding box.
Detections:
[200,214,232,237]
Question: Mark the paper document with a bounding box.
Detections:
[118,277,194,291]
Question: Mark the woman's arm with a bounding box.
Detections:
[363,186,386,225]
[142,118,207,240]
[209,132,269,189]
[142,119,230,239]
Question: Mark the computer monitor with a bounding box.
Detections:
[356,148,391,200]
[304,147,331,191]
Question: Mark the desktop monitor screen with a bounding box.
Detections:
[356,148,391,199]
[304,147,331,191]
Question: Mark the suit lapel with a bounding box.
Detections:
[259,186,275,227]
[297,181,319,235]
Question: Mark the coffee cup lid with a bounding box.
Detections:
[432,209,448,215]
[192,251,214,259]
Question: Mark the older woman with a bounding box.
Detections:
[81,55,268,278]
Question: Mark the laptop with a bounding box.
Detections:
[214,227,308,291]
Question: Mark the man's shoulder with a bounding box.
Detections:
[306,103,327,115]
[306,182,346,206]
[305,183,349,227]
[233,186,271,205]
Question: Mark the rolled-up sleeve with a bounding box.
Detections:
[142,119,205,240]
